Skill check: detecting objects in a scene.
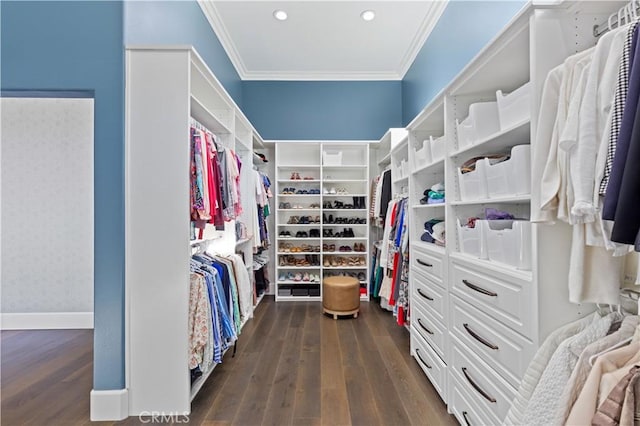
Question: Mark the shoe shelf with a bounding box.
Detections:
[277,237,321,241]
[322,266,368,270]
[322,208,368,212]
[322,224,368,227]
[276,141,370,302]
[322,193,368,197]
[322,251,369,255]
[323,179,368,183]
[276,265,322,269]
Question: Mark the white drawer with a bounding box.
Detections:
[450,371,498,426]
[412,331,447,402]
[450,258,533,338]
[412,299,447,360]
[451,295,534,389]
[412,270,447,324]
[412,245,444,283]
[450,336,517,424]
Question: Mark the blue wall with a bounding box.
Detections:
[402,1,526,124]
[1,1,125,390]
[124,0,242,106]
[242,81,402,140]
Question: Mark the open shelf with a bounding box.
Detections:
[322,165,368,169]
[322,193,368,197]
[393,176,409,185]
[412,159,445,176]
[450,119,530,159]
[276,141,370,303]
[323,179,368,183]
[450,194,530,205]
[412,203,446,209]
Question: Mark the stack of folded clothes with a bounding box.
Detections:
[420,182,445,204]
[421,219,445,246]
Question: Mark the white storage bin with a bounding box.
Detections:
[484,145,531,199]
[484,220,532,270]
[496,82,531,130]
[457,218,486,259]
[412,140,432,169]
[323,150,342,166]
[430,135,446,162]
[457,160,488,201]
[456,101,500,149]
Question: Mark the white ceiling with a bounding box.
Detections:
[198,1,448,80]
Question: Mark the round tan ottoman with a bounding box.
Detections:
[322,276,360,319]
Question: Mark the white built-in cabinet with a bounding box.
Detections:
[274,142,370,301]
[125,46,267,416]
[401,3,626,424]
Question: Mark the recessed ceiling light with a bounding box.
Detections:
[361,10,375,21]
[273,10,288,21]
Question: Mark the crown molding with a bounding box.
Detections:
[242,70,402,81]
[397,0,449,78]
[198,0,448,81]
[197,0,250,78]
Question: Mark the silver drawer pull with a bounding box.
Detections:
[463,323,499,350]
[462,279,497,297]
[418,319,434,335]
[417,288,434,301]
[462,411,472,426]
[462,367,496,403]
[415,348,432,369]
[417,258,433,268]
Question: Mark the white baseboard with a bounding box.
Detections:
[1,312,94,329]
[90,389,129,421]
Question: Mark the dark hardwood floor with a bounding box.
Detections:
[2,298,456,425]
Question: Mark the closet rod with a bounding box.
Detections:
[592,0,639,38]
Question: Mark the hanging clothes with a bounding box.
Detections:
[532,24,640,305]
[188,251,253,383]
[506,311,640,426]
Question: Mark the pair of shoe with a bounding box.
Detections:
[281,187,296,194]
[279,202,292,209]
[309,203,320,209]
[323,187,337,195]
[338,245,353,252]
[290,172,301,180]
[279,231,292,238]
[323,243,337,252]
[352,197,366,209]
[329,228,355,238]
[332,201,354,209]
[353,243,366,252]
[309,229,321,238]
[295,231,309,238]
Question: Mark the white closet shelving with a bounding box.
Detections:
[275,142,370,301]
[402,3,624,424]
[125,46,268,416]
